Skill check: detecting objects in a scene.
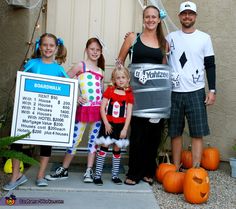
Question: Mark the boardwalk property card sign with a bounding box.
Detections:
[11,71,78,147]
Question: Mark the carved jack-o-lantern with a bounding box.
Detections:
[5,194,16,206]
[183,167,210,204]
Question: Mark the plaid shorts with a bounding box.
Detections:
[168,88,210,138]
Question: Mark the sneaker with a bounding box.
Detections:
[112,176,122,185]
[2,175,28,191]
[36,178,48,187]
[93,177,103,186]
[83,168,94,183]
[45,166,68,181]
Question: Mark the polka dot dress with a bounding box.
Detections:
[67,63,104,154]
[76,67,103,122]
[79,72,102,106]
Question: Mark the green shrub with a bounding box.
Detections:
[0,133,39,165]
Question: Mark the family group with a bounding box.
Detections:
[3,1,216,190]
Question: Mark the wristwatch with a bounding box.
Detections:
[209,89,216,95]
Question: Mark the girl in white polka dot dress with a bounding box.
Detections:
[45,38,105,183]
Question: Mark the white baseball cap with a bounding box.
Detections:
[179,1,197,14]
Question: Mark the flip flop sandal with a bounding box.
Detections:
[142,177,154,185]
[124,178,137,185]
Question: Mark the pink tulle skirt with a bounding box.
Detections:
[75,106,101,122]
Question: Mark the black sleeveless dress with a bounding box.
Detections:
[127,35,165,182]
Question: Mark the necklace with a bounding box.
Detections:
[116,87,125,90]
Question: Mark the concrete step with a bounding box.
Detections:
[0,164,160,209]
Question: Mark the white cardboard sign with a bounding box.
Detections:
[11,71,78,147]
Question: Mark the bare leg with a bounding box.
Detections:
[83,152,96,183]
[171,136,183,168]
[191,137,203,167]
[37,156,49,180]
[62,153,75,168]
[87,152,96,168]
[10,159,22,182]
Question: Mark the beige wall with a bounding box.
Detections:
[0,1,44,135]
[0,0,235,160]
[46,0,143,83]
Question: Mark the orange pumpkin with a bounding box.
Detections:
[163,170,185,194]
[183,165,210,204]
[201,143,220,171]
[181,145,193,169]
[156,153,176,184]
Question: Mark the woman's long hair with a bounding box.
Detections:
[143,5,167,55]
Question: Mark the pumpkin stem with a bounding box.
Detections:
[161,152,169,163]
[207,142,210,147]
[194,162,201,168]
[161,152,167,163]
[177,163,183,172]
[165,153,171,164]
[188,144,192,151]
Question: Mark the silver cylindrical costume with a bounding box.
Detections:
[129,63,172,119]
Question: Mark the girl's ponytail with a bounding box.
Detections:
[56,44,67,64]
[31,38,41,59]
[97,53,105,71]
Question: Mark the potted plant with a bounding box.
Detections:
[229,145,236,178]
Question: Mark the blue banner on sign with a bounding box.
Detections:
[24,79,70,96]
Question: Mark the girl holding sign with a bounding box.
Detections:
[3,33,68,190]
[45,37,105,183]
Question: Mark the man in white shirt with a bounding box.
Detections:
[166,1,216,168]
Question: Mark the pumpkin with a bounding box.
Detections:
[181,145,193,169]
[162,169,185,194]
[183,164,210,204]
[156,153,176,183]
[201,143,220,171]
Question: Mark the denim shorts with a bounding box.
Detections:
[168,88,210,138]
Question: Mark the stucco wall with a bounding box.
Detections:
[163,0,236,160]
[0,1,44,135]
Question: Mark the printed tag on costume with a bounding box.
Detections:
[171,72,180,88]
[11,71,78,147]
[134,68,169,84]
